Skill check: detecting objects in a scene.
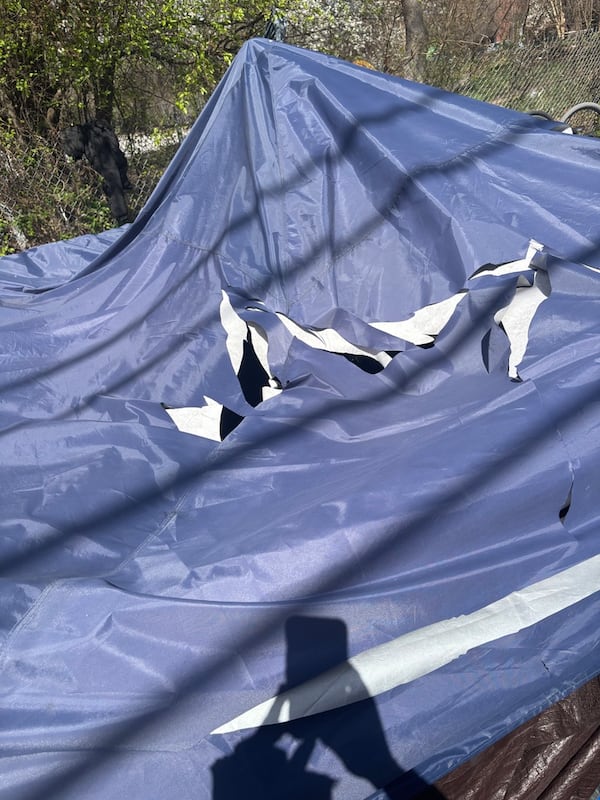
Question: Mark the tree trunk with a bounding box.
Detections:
[94,60,117,125]
[401,0,429,82]
[546,0,567,36]
[562,0,597,30]
[493,0,530,42]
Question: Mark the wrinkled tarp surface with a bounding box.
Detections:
[0,38,599,800]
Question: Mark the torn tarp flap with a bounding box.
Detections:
[1,38,600,800]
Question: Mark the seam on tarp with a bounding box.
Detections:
[155,231,270,279]
[103,500,188,579]
[102,415,243,579]
[0,579,63,664]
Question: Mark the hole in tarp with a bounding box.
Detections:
[481,329,492,372]
[559,483,573,522]
[340,351,399,373]
[470,262,499,278]
[220,406,245,440]
[238,335,271,407]
[221,294,282,410]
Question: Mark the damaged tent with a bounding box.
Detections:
[0,38,599,800]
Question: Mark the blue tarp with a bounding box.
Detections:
[1,38,599,799]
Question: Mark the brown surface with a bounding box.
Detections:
[427,676,600,800]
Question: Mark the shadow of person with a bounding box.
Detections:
[211,723,335,799]
[211,616,446,800]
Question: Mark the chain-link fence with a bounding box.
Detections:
[3,30,600,255]
[0,133,181,255]
[430,29,600,117]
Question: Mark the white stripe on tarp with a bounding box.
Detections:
[212,554,600,734]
